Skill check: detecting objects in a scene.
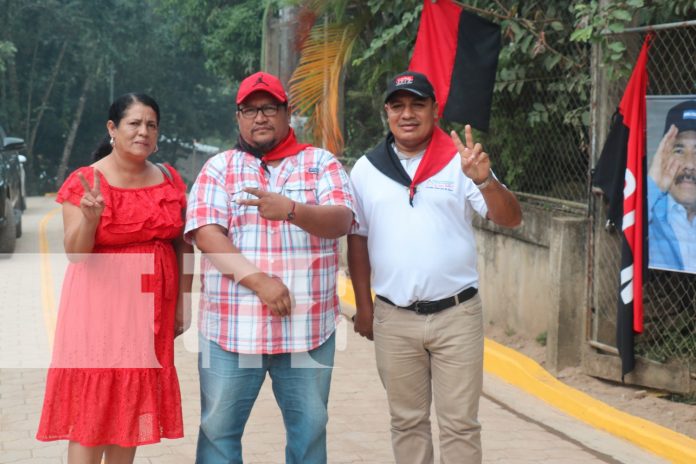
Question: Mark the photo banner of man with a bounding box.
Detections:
[647,95,696,274]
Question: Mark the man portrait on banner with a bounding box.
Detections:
[648,99,696,273]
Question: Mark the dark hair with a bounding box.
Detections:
[92,93,161,161]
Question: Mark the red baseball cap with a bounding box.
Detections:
[236,72,288,105]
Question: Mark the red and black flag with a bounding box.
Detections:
[409,0,501,131]
[592,35,653,379]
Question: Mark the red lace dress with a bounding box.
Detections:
[36,165,186,447]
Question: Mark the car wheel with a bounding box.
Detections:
[0,199,16,257]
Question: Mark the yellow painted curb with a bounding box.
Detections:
[338,274,696,463]
[484,338,696,463]
[39,207,61,347]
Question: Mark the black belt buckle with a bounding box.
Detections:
[413,301,426,314]
[413,300,438,314]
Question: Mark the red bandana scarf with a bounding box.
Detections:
[236,128,311,165]
[366,126,458,205]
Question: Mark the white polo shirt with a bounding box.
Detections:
[350,150,488,307]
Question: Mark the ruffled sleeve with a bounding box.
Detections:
[56,167,93,206]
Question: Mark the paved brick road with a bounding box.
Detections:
[0,197,666,463]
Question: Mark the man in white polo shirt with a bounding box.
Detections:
[347,71,521,464]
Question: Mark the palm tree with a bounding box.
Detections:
[288,1,359,156]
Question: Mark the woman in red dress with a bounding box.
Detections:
[36,93,192,463]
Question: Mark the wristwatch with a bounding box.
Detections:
[286,201,297,221]
[475,171,493,190]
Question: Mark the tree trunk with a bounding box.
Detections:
[27,40,68,174]
[24,38,39,142]
[55,65,98,188]
[5,57,19,131]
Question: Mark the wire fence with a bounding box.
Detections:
[485,43,591,204]
[590,24,696,384]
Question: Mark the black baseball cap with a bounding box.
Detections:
[664,100,696,134]
[384,71,436,103]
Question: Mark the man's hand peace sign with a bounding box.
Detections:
[77,169,105,221]
[451,124,491,184]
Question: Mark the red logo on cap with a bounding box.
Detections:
[395,76,414,86]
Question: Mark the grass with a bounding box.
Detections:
[536,331,547,347]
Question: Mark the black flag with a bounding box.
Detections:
[592,35,652,379]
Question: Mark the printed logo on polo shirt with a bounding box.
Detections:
[423,179,455,192]
[308,167,319,174]
[683,109,696,120]
[395,76,414,86]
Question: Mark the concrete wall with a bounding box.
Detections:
[474,202,588,372]
[340,200,589,373]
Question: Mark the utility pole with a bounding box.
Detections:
[263,5,299,86]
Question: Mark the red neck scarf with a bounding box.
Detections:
[408,126,458,201]
[367,126,458,205]
[236,128,311,163]
[261,128,311,162]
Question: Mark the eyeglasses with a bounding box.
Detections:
[237,104,284,119]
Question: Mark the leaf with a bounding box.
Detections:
[550,21,564,32]
[607,41,626,52]
[570,27,592,42]
[544,54,562,70]
[509,21,523,38]
[519,34,534,53]
[608,22,625,33]
[611,9,633,21]
[289,21,359,155]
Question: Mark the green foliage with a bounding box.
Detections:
[351,4,422,67]
[570,0,642,80]
[570,0,696,79]
[0,41,16,73]
[156,0,267,82]
[0,0,234,193]
[338,0,423,158]
[328,0,695,194]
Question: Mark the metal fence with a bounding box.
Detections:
[485,43,591,204]
[589,23,696,392]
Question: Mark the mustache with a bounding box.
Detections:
[675,169,696,184]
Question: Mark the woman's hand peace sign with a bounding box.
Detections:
[77,169,105,221]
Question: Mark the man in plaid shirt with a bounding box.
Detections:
[185,71,355,464]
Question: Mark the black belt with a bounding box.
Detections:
[376,287,478,315]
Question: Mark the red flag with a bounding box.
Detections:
[409,0,501,131]
[592,34,653,378]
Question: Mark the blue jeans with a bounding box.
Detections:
[196,333,335,464]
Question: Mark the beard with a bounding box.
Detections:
[251,138,278,153]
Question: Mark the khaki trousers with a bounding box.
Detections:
[373,294,484,464]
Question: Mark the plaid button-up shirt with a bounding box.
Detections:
[185,147,355,353]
